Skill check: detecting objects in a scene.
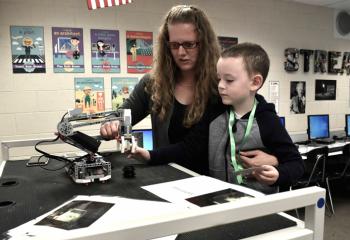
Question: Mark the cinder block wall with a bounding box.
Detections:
[0,0,349,159]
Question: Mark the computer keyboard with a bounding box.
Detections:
[307,142,325,147]
[294,141,325,147]
[295,139,336,146]
[294,140,310,145]
[328,146,343,153]
[315,138,335,144]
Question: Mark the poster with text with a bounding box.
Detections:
[111,77,138,110]
[75,78,105,114]
[126,31,153,73]
[91,29,120,73]
[10,26,46,73]
[269,81,280,113]
[218,36,238,51]
[52,27,84,73]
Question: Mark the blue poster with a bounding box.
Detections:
[91,29,120,73]
[111,77,138,110]
[75,77,105,114]
[10,26,46,73]
[52,27,84,73]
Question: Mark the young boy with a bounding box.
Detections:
[211,43,303,193]
[131,43,304,194]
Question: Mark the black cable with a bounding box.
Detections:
[38,155,71,171]
[33,112,84,170]
[33,111,107,172]
[34,135,68,162]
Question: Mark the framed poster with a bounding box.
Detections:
[74,78,104,113]
[126,31,153,73]
[111,77,138,110]
[10,26,46,73]
[290,81,306,114]
[218,36,238,51]
[315,79,336,100]
[52,27,84,73]
[91,29,120,73]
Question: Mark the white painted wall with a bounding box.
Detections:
[0,0,349,159]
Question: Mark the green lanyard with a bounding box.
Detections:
[228,99,257,184]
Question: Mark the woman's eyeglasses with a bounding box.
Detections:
[168,41,199,49]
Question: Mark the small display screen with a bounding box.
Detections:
[346,115,350,137]
[308,115,329,140]
[279,117,285,127]
[133,129,153,150]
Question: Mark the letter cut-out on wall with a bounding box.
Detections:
[284,48,299,72]
[328,51,341,74]
[314,50,327,73]
[300,49,314,72]
[341,52,350,75]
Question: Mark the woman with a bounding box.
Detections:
[100,5,278,174]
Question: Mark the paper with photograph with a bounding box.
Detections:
[35,200,113,230]
[185,188,253,207]
[4,195,181,240]
[142,176,263,208]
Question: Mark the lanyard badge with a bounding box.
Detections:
[228,99,257,184]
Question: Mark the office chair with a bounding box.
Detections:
[294,146,334,215]
[323,143,350,215]
[327,144,350,180]
[324,144,350,211]
[340,143,350,178]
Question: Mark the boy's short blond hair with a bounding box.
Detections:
[221,42,270,85]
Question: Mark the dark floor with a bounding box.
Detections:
[290,179,350,240]
[323,180,350,240]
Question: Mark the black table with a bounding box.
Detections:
[0,153,296,239]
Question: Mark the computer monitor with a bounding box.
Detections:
[279,116,285,127]
[307,114,330,140]
[132,129,153,150]
[345,114,350,137]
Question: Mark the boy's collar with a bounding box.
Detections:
[230,98,259,119]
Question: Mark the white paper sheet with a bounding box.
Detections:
[5,195,180,240]
[142,175,264,208]
[269,81,280,113]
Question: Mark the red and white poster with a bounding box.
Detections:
[126,31,153,73]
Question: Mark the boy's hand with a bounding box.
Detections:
[127,146,151,161]
[252,165,279,185]
[100,120,120,140]
[239,150,278,167]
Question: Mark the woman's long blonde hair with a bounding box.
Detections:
[147,5,220,127]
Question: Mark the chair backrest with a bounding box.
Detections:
[341,143,350,177]
[342,143,350,157]
[305,146,329,185]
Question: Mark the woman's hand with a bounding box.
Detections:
[239,150,278,168]
[100,120,120,140]
[128,146,151,161]
[252,165,279,185]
